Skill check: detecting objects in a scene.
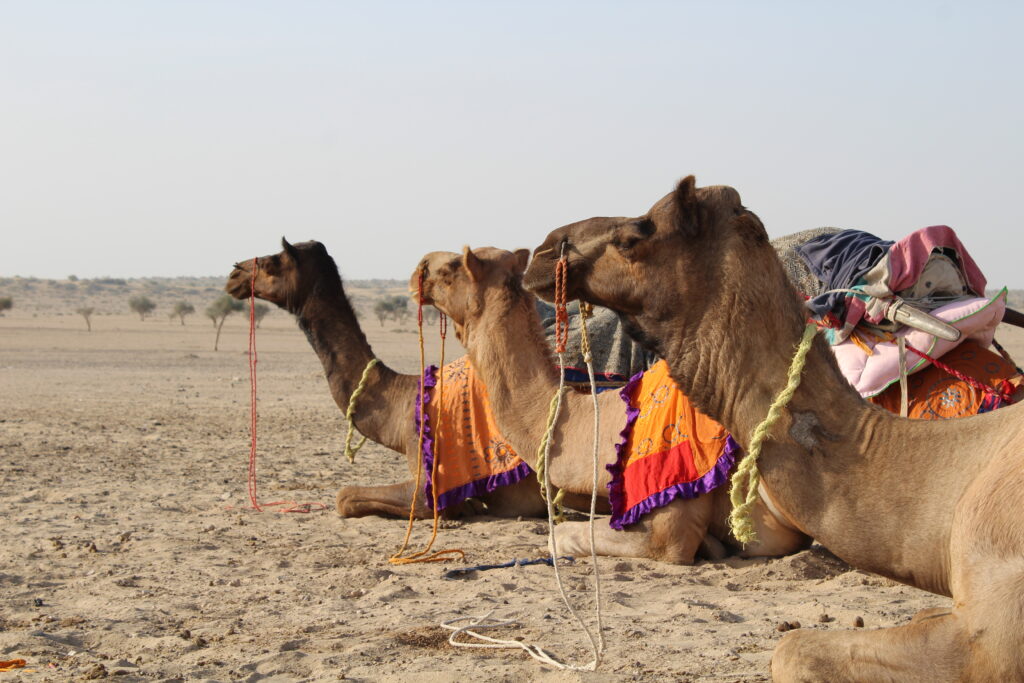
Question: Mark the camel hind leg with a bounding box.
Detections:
[770,611,970,682]
[771,586,1024,683]
[336,479,429,519]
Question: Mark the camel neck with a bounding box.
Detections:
[293,285,415,453]
[461,289,563,470]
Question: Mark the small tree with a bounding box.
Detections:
[205,295,244,351]
[253,302,271,328]
[128,295,156,321]
[172,301,195,326]
[373,299,393,327]
[76,307,95,332]
[0,297,11,315]
[422,306,439,326]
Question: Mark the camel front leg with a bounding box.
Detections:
[336,479,429,519]
[770,612,970,682]
[552,497,711,564]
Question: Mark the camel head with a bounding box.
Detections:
[412,247,531,335]
[226,238,341,312]
[523,175,778,349]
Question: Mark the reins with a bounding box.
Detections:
[389,271,465,565]
[245,256,327,514]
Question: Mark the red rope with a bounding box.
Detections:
[248,257,261,511]
[245,257,327,514]
[554,256,569,354]
[903,340,1015,404]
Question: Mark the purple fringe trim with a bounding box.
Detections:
[606,370,644,528]
[434,460,533,511]
[606,370,739,530]
[416,364,439,508]
[416,364,533,511]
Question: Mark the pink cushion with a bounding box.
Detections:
[831,289,1007,398]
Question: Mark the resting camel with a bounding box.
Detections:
[225,239,547,520]
[524,176,1024,681]
[415,246,809,563]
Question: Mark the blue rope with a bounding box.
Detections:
[442,556,575,580]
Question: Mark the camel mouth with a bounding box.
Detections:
[225,267,251,299]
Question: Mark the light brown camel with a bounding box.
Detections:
[225,239,547,520]
[415,246,809,563]
[524,176,1024,682]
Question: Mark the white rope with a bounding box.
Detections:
[441,611,567,668]
[578,302,606,655]
[441,247,604,672]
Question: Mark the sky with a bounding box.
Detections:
[1,1,1022,286]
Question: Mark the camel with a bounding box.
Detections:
[415,246,809,563]
[524,176,1024,681]
[225,239,548,520]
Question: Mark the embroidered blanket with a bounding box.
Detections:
[868,340,1020,418]
[608,360,737,529]
[416,357,531,511]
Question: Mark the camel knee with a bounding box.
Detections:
[770,630,833,683]
[335,486,363,517]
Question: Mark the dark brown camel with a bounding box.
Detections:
[226,239,547,520]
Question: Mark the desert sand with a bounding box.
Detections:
[2,299,1023,682]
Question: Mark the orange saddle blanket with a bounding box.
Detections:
[608,360,737,529]
[417,357,531,511]
[868,340,1020,418]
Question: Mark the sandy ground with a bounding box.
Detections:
[2,307,1023,682]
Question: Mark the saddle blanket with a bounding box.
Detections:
[868,340,1020,418]
[608,360,737,529]
[416,357,531,511]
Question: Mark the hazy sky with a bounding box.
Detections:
[2,1,1022,286]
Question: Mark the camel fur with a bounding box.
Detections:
[225,239,546,521]
[524,176,1024,682]
[415,246,810,563]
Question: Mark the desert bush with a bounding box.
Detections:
[205,295,244,351]
[253,302,271,328]
[128,295,156,321]
[372,295,412,326]
[172,301,195,326]
[76,307,95,331]
[0,297,11,314]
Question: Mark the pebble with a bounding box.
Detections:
[853,616,865,627]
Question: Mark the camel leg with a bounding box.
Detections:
[336,479,429,519]
[552,497,711,564]
[768,602,1024,683]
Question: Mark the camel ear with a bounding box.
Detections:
[281,237,300,261]
[672,175,701,237]
[462,246,485,282]
[512,249,530,275]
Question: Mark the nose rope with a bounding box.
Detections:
[243,256,327,514]
[389,269,465,565]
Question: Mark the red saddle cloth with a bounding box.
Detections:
[608,360,737,529]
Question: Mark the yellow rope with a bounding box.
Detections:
[535,384,569,521]
[728,323,817,544]
[390,306,465,565]
[343,358,380,464]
